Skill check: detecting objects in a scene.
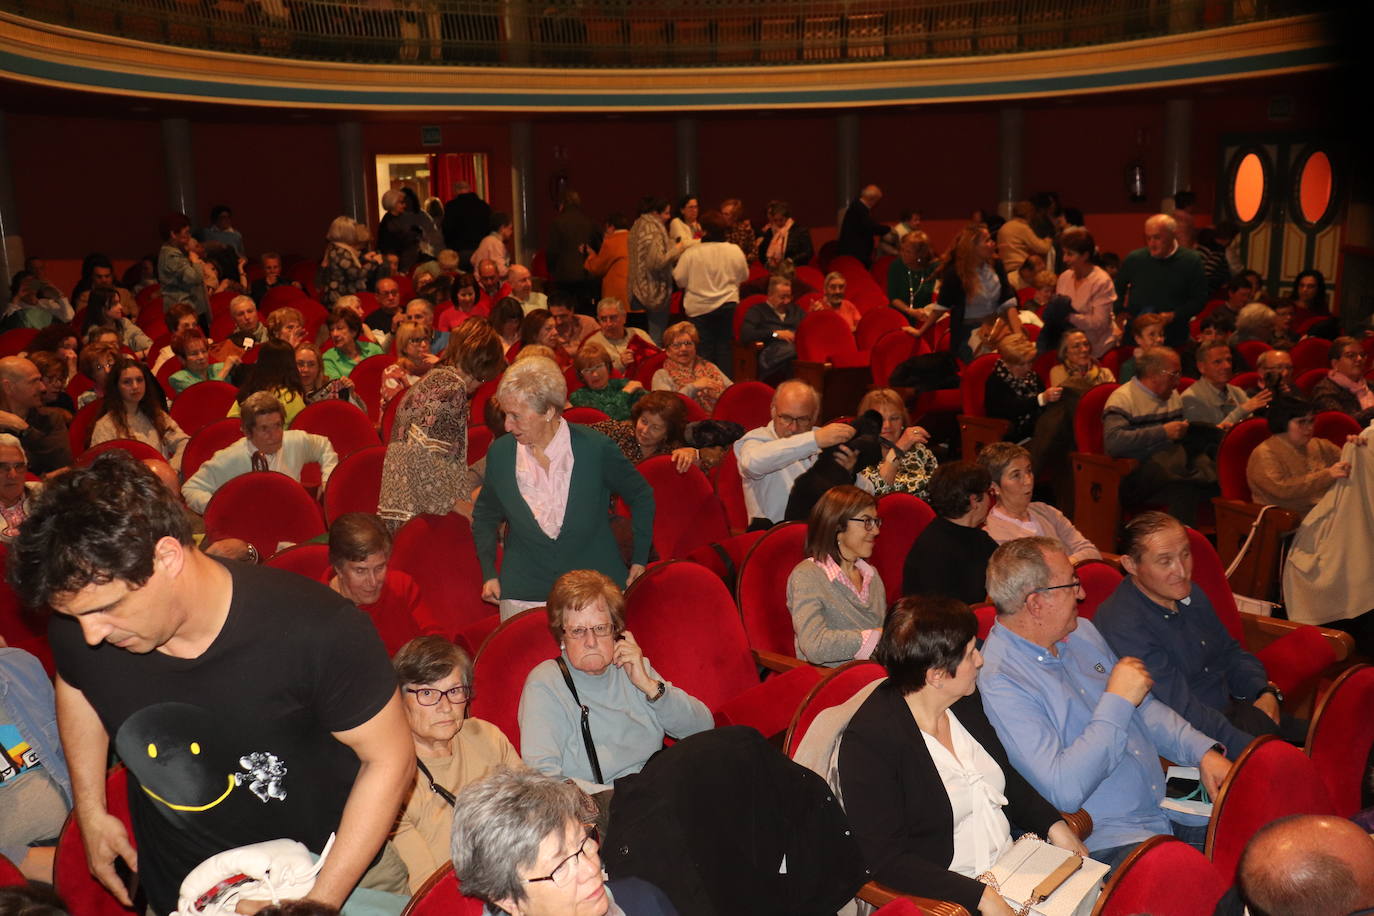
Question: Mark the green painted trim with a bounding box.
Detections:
[0,44,1337,109]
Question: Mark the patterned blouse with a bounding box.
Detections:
[381,362,425,411]
[320,243,379,306]
[859,445,940,499]
[651,357,730,414]
[378,366,473,528]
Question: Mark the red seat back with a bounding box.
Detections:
[181,418,244,483]
[1205,735,1337,878]
[713,446,750,535]
[1235,340,1272,369]
[870,328,919,388]
[467,425,495,463]
[169,380,238,435]
[1094,836,1227,916]
[1073,383,1121,454]
[260,284,309,313]
[1312,409,1360,446]
[1230,370,1259,391]
[0,327,41,358]
[0,544,51,675]
[870,255,894,289]
[855,307,908,351]
[399,862,485,916]
[265,542,333,581]
[1216,417,1270,502]
[75,438,165,467]
[783,660,885,757]
[828,255,868,281]
[870,493,935,601]
[1183,526,1244,642]
[470,608,557,749]
[1304,664,1374,816]
[1295,367,1326,397]
[633,351,668,387]
[636,455,730,561]
[1033,349,1059,387]
[673,392,709,422]
[960,353,1002,417]
[796,308,859,363]
[795,265,826,291]
[348,353,397,424]
[735,522,807,657]
[67,400,103,456]
[323,444,386,523]
[155,355,183,396]
[973,602,997,640]
[54,767,137,916]
[291,398,380,459]
[390,513,491,638]
[563,406,610,425]
[711,380,774,429]
[0,850,24,886]
[380,391,405,443]
[1288,336,1330,374]
[203,471,327,557]
[1074,558,1123,621]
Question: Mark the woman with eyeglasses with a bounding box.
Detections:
[569,342,644,421]
[391,636,522,894]
[1246,396,1354,517]
[786,485,887,667]
[518,569,712,795]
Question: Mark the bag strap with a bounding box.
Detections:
[555,657,605,786]
[415,757,456,808]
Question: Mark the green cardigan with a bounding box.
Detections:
[472,422,655,602]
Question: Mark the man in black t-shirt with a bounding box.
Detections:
[8,453,412,916]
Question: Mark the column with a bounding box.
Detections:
[1161,98,1193,211]
[509,120,534,265]
[674,117,698,200]
[161,118,197,221]
[835,113,859,229]
[0,113,21,300]
[997,107,1023,219]
[337,121,367,224]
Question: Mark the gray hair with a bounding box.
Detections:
[0,433,26,459]
[1136,346,1179,380]
[773,378,820,416]
[596,297,626,316]
[976,442,1031,486]
[229,295,256,314]
[1255,348,1292,372]
[381,189,405,212]
[986,537,1060,616]
[824,271,846,287]
[239,391,286,435]
[325,215,356,246]
[1235,302,1277,340]
[497,356,566,416]
[450,768,594,909]
[1145,213,1177,236]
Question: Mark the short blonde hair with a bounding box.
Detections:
[393,320,432,357]
[545,569,626,644]
[1034,270,1057,290]
[266,307,304,339]
[858,388,909,427]
[997,333,1035,366]
[574,342,613,374]
[662,321,699,348]
[513,344,557,364]
[325,215,356,245]
[497,355,566,415]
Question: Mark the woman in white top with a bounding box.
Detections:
[668,195,701,247]
[977,442,1100,565]
[838,596,1088,916]
[89,356,189,469]
[1055,228,1119,358]
[671,209,748,375]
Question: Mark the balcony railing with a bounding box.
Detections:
[3,0,1320,68]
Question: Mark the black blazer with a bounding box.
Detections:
[937,260,1016,357]
[838,683,1061,914]
[757,223,814,266]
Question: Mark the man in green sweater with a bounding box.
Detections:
[1116,214,1207,349]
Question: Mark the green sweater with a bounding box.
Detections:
[1116,245,1207,347]
[472,422,655,601]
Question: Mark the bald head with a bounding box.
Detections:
[860,185,883,205]
[771,379,820,439]
[141,458,182,499]
[0,357,43,413]
[1239,815,1374,916]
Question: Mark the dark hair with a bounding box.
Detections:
[1293,269,1327,309]
[328,307,363,338]
[1121,510,1184,561]
[82,287,124,339]
[640,196,669,216]
[202,243,240,289]
[1200,312,1236,335]
[699,209,728,242]
[629,391,687,448]
[252,904,340,916]
[519,309,554,346]
[1062,207,1084,227]
[328,512,391,568]
[606,212,630,231]
[452,273,479,304]
[210,205,232,222]
[927,461,991,519]
[675,195,697,215]
[490,296,525,334]
[8,451,193,608]
[159,212,190,240]
[1059,227,1096,259]
[237,338,306,403]
[442,316,506,383]
[1328,336,1360,364]
[99,356,171,441]
[489,211,511,232]
[29,322,77,355]
[804,485,877,565]
[1266,395,1315,435]
[1098,251,1121,271]
[874,595,978,695]
[0,882,71,915]
[766,200,791,219]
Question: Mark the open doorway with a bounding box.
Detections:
[373,152,491,218]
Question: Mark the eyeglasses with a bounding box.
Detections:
[526,828,599,888]
[1033,579,1083,596]
[776,413,815,428]
[579,365,608,376]
[847,516,883,531]
[565,623,615,641]
[404,685,472,706]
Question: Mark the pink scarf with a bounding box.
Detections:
[766,219,794,265]
[1330,369,1374,410]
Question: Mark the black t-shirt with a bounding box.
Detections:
[902,516,1000,605]
[49,561,396,916]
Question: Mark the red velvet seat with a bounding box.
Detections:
[1070,383,1134,551]
[563,406,610,425]
[1304,663,1374,816]
[1312,409,1360,446]
[735,521,808,661]
[795,264,826,291]
[682,529,768,590]
[67,400,102,456]
[469,608,557,749]
[636,454,729,561]
[0,327,40,358]
[870,328,919,388]
[1234,340,1271,370]
[398,862,485,916]
[673,392,709,422]
[180,418,243,482]
[1033,349,1059,386]
[972,602,997,640]
[1205,735,1337,878]
[54,767,137,916]
[264,542,332,580]
[0,851,24,886]
[870,255,894,289]
[287,260,318,297]
[1288,336,1330,374]
[1294,367,1325,397]
[467,425,494,463]
[155,355,183,396]
[1074,558,1123,621]
[957,353,1011,459]
[828,254,868,283]
[870,492,935,601]
[169,380,237,435]
[1092,835,1228,916]
[380,391,404,443]
[847,276,890,315]
[66,372,94,401]
[1229,370,1259,391]
[203,471,327,558]
[75,438,166,467]
[1215,417,1270,502]
[390,513,493,648]
[208,311,236,341]
[134,282,162,310]
[856,307,908,351]
[712,380,774,430]
[633,351,667,387]
[712,444,750,535]
[782,659,885,757]
[624,561,821,737]
[291,398,381,459]
[323,444,385,523]
[0,545,51,676]
[796,308,865,367]
[260,284,309,313]
[347,353,397,424]
[872,901,930,916]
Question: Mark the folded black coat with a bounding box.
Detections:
[605,725,869,916]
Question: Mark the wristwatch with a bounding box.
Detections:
[646,680,666,703]
[1259,682,1284,705]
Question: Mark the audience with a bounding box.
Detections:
[1116,213,1208,348]
[518,308,573,369]
[296,341,365,410]
[584,213,630,308]
[738,276,804,382]
[1310,336,1374,426]
[628,195,690,344]
[886,231,939,325]
[168,327,235,393]
[1049,330,1115,391]
[327,512,443,654]
[978,442,1099,563]
[0,356,71,473]
[1181,340,1271,430]
[855,387,938,498]
[591,390,704,471]
[90,356,189,469]
[930,223,1020,359]
[901,461,998,604]
[548,297,598,351]
[228,338,309,423]
[569,343,644,421]
[985,333,1063,444]
[1246,395,1352,515]
[323,307,384,379]
[584,297,658,374]
[1118,312,1166,383]
[757,199,814,269]
[0,434,40,541]
[650,321,731,414]
[1056,228,1118,358]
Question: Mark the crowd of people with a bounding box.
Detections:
[1,184,1371,916]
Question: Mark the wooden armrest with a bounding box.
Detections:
[1060,808,1093,841]
[1212,499,1301,603]
[1239,613,1355,662]
[958,414,1012,461]
[752,648,811,673]
[858,882,973,916]
[1071,452,1137,553]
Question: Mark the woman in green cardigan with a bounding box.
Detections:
[474,356,655,620]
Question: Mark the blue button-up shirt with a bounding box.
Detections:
[980,619,1216,852]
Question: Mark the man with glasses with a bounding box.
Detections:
[734,379,859,528]
[980,536,1232,871]
[11,452,413,915]
[1103,346,1217,525]
[0,433,38,542]
[0,356,70,475]
[1094,513,1303,757]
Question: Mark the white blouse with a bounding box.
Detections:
[514,419,574,540]
[921,709,1013,878]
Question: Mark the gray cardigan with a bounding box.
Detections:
[786,558,886,667]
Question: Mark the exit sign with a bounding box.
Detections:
[421,126,442,146]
